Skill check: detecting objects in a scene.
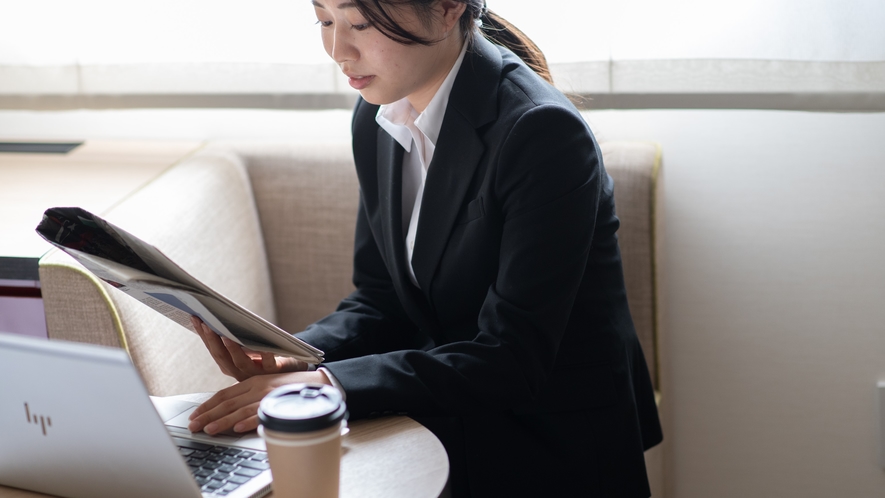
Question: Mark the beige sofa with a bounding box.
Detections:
[39,138,664,493]
[38,138,662,407]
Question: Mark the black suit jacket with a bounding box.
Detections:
[296,36,662,497]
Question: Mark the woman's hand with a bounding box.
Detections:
[187,370,333,435]
[191,316,308,382]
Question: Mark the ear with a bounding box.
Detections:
[437,0,468,33]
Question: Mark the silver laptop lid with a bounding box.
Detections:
[0,332,203,498]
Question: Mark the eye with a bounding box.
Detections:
[315,20,333,28]
[352,22,371,31]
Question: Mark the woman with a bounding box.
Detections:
[188,1,661,495]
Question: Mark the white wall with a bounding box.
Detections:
[2,108,884,495]
[3,1,883,112]
[585,109,885,497]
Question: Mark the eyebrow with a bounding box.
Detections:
[311,0,357,8]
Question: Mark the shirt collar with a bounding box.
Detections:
[376,41,468,152]
[375,99,417,152]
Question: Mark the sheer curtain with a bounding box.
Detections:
[1,0,883,109]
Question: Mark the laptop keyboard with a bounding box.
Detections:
[172,436,270,496]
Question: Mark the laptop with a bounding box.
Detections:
[0,332,272,498]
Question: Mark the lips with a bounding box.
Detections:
[347,75,375,90]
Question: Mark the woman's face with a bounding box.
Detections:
[313,0,465,111]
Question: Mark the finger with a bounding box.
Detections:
[188,383,233,423]
[203,402,261,435]
[261,352,278,372]
[192,377,267,434]
[191,315,207,334]
[188,381,251,430]
[221,336,261,374]
[232,414,261,433]
[276,356,298,373]
[284,357,309,372]
[190,398,244,433]
[202,324,245,380]
[192,317,214,352]
[241,346,260,356]
[191,318,233,377]
[190,371,304,433]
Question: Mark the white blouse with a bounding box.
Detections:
[375,42,468,288]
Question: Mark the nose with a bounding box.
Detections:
[328,25,359,64]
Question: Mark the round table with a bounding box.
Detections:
[0,403,448,498]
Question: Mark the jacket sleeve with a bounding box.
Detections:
[319,104,604,418]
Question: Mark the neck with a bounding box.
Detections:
[407,37,464,113]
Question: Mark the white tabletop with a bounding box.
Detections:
[0,140,202,260]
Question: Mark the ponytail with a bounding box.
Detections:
[477,9,552,84]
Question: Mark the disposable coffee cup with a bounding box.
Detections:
[258,383,348,498]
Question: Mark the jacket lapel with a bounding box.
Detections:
[376,128,439,331]
[410,114,484,293]
[377,127,405,273]
[411,36,503,294]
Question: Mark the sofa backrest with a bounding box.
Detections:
[602,142,662,391]
[40,149,275,396]
[226,142,361,335]
[39,140,661,397]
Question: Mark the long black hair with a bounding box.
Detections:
[350,1,553,84]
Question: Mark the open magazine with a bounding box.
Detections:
[35,207,324,364]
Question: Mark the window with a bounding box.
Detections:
[1,0,883,111]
